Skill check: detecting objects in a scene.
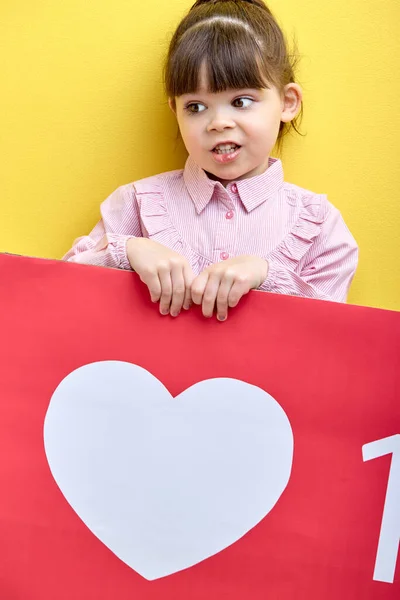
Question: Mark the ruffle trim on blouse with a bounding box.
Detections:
[133,179,212,275]
[134,178,329,275]
[267,193,330,270]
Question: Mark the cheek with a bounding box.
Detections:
[180,122,202,150]
[247,115,279,142]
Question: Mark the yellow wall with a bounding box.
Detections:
[1,0,399,310]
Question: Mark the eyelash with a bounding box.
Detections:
[184,97,254,115]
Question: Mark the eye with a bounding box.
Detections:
[232,97,253,109]
[184,102,207,114]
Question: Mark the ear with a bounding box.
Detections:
[168,97,176,114]
[280,83,302,123]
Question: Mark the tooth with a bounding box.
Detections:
[215,143,237,153]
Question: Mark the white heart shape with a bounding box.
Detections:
[44,361,293,580]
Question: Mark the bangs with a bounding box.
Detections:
[166,21,274,97]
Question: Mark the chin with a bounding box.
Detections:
[211,164,250,179]
[205,168,243,183]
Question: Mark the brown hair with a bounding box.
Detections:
[163,0,304,154]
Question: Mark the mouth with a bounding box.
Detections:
[211,142,242,164]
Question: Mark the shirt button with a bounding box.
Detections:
[225,210,234,219]
[220,252,229,261]
[231,183,238,194]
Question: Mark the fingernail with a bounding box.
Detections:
[160,309,169,316]
[171,311,180,318]
[217,315,227,322]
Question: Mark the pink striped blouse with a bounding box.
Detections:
[63,156,358,302]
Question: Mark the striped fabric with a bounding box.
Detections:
[63,156,358,302]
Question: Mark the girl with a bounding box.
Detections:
[64,0,358,321]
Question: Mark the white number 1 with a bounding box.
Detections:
[362,434,400,584]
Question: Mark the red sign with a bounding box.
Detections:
[0,253,399,599]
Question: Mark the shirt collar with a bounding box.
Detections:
[183,155,284,214]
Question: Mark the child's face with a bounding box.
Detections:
[170,66,301,186]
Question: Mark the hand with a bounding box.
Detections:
[191,255,269,321]
[126,238,194,316]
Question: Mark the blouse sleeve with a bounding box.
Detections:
[62,184,142,269]
[259,204,358,303]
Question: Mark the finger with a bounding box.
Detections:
[158,266,173,315]
[191,270,209,306]
[183,286,192,311]
[140,270,161,303]
[201,272,221,318]
[228,278,251,308]
[216,276,234,321]
[183,264,194,310]
[170,264,186,317]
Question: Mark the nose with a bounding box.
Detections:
[206,109,236,133]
